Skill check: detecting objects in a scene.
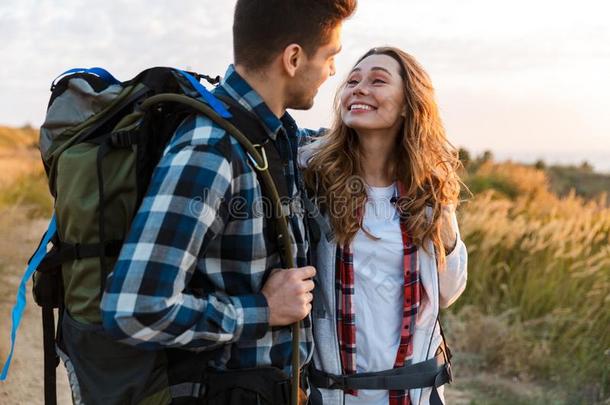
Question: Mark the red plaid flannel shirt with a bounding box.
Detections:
[336,184,421,405]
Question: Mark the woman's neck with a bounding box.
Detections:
[358,131,396,187]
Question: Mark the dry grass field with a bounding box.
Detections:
[0,126,39,186]
[448,161,609,404]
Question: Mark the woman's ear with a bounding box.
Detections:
[282,43,303,78]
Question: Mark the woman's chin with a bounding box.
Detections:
[344,117,371,130]
[343,120,384,132]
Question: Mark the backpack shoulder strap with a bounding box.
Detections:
[302,194,333,244]
[214,94,291,202]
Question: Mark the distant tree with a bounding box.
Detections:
[480,150,494,163]
[458,147,471,169]
[467,150,494,173]
[534,159,546,170]
[580,160,594,173]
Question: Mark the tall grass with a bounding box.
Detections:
[450,163,610,403]
[0,168,53,219]
[0,125,51,218]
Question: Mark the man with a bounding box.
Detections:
[101,0,357,403]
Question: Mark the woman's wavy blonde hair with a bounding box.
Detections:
[303,47,462,264]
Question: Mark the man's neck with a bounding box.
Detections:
[234,64,286,118]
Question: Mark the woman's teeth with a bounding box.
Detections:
[350,104,374,111]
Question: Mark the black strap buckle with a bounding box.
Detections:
[328,374,346,390]
[72,243,82,260]
[192,72,221,85]
[110,130,139,148]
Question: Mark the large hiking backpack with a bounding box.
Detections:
[1,66,300,405]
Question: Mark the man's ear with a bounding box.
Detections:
[282,43,304,78]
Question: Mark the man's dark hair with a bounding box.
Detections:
[233,0,356,70]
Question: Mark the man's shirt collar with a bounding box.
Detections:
[218,64,297,141]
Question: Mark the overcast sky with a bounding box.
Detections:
[1,0,609,171]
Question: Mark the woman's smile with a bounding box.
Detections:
[348,102,377,112]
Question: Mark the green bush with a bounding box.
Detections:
[465,174,520,199]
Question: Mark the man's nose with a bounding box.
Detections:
[329,61,336,77]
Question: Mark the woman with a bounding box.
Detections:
[300,47,468,405]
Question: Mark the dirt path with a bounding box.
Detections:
[0,210,71,405]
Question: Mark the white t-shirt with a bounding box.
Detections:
[346,183,405,405]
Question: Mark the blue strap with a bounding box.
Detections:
[176,70,231,118]
[51,67,121,89]
[0,215,57,381]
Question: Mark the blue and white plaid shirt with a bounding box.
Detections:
[101,65,313,374]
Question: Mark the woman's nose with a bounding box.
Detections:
[352,82,368,95]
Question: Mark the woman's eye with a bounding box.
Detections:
[373,79,386,84]
[347,80,359,86]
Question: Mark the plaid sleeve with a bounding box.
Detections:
[101,119,269,350]
[297,127,328,141]
[296,128,329,169]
